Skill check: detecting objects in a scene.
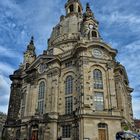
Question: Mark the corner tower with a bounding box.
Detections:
[23,37,36,68]
[81,3,100,39]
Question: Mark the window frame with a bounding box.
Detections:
[92,31,97,37]
[69,4,74,13]
[65,96,73,114]
[98,123,108,140]
[94,92,104,111]
[62,125,71,138]
[38,81,45,114]
[65,76,73,95]
[93,69,103,89]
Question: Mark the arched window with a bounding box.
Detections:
[65,76,73,114]
[92,31,97,37]
[69,4,74,12]
[38,81,45,114]
[93,69,103,89]
[65,76,73,95]
[98,123,108,140]
[78,6,81,13]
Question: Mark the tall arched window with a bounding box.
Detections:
[93,69,103,89]
[98,123,108,140]
[92,31,97,37]
[38,81,45,114]
[69,4,74,12]
[65,76,73,95]
[65,76,73,114]
[78,6,81,13]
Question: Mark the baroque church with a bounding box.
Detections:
[2,0,134,140]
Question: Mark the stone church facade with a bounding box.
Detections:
[3,0,134,140]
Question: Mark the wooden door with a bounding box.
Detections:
[99,129,106,140]
[31,130,38,140]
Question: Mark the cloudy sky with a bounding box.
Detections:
[0,0,140,118]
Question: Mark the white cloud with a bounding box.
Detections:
[0,0,21,13]
[0,74,11,114]
[125,40,140,52]
[109,12,140,25]
[0,74,11,94]
[0,105,8,114]
[0,45,20,58]
[98,11,140,33]
[0,62,14,75]
[132,98,140,119]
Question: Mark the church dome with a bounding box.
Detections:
[48,1,100,50]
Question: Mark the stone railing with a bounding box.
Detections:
[49,33,80,46]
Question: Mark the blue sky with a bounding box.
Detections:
[0,0,140,118]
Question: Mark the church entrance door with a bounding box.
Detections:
[98,129,106,140]
[31,130,38,140]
